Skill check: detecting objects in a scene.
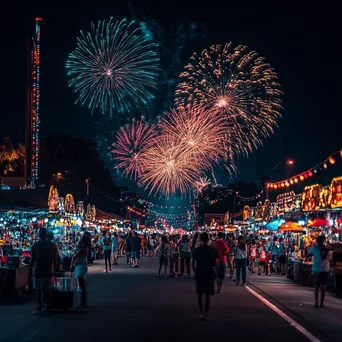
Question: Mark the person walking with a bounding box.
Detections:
[227,235,236,279]
[192,233,218,321]
[126,232,133,264]
[71,236,89,309]
[278,237,286,275]
[112,232,119,266]
[235,236,248,286]
[180,235,192,277]
[248,240,257,274]
[158,236,169,277]
[100,231,112,273]
[258,241,267,275]
[131,232,141,268]
[169,237,180,277]
[30,228,59,315]
[306,235,331,308]
[212,232,229,293]
[270,236,279,274]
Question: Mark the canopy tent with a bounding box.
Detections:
[278,221,306,232]
[262,219,285,231]
[308,218,330,228]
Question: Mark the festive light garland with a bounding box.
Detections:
[266,149,342,190]
[127,206,146,217]
[236,189,264,202]
[30,18,42,181]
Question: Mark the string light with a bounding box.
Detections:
[266,148,341,190]
[236,189,264,202]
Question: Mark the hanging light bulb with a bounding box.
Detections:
[290,179,294,185]
[294,178,298,183]
[308,170,313,177]
[300,175,304,181]
[323,163,328,169]
[329,157,336,165]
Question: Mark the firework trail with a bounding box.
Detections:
[66,17,160,115]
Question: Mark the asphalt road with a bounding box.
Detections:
[5,258,311,342]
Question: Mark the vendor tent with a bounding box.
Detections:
[308,218,330,227]
[262,219,284,231]
[278,221,305,232]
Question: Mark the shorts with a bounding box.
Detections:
[278,255,286,265]
[313,272,329,286]
[132,250,140,259]
[259,260,266,266]
[34,277,52,292]
[127,251,132,258]
[196,278,215,295]
[75,264,88,277]
[104,249,111,258]
[159,255,168,266]
[217,262,227,280]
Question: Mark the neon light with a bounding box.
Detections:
[30,18,41,181]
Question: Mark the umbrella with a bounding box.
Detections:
[262,219,284,231]
[278,221,305,232]
[308,218,330,227]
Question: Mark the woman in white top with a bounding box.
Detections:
[306,235,331,308]
[235,236,248,286]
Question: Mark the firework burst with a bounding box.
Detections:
[66,17,160,115]
[112,118,158,180]
[138,136,200,197]
[194,176,211,193]
[159,106,229,170]
[175,43,282,152]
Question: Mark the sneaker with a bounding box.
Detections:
[108,270,112,273]
[314,302,319,308]
[32,309,42,315]
[41,308,49,315]
[103,270,108,273]
[236,283,240,286]
[200,315,207,321]
[157,274,160,277]
[136,265,140,268]
[320,302,325,308]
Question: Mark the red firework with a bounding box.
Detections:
[112,118,158,180]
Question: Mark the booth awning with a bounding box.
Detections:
[308,218,330,227]
[278,221,305,232]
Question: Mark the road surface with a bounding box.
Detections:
[2,257,336,342]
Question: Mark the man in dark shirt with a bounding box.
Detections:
[131,232,142,268]
[192,232,218,321]
[31,228,59,315]
[126,232,133,264]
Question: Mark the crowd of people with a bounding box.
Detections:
[27,227,331,319]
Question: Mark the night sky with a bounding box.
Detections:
[1,4,341,195]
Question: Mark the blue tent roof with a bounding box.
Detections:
[263,219,285,231]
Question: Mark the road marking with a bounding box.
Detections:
[244,285,321,342]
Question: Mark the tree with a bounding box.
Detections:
[0,137,25,176]
[39,134,120,200]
